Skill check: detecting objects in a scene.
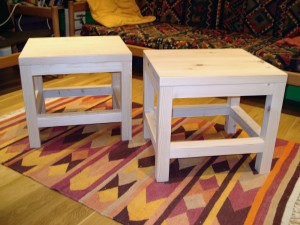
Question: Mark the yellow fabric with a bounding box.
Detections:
[87,0,156,28]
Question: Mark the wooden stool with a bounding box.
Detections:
[143,49,287,182]
[19,36,132,148]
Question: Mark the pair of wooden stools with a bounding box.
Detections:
[19,36,287,182]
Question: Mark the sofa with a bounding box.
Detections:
[68,0,300,101]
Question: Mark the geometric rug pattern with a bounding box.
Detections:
[1,96,299,225]
[243,0,287,37]
[219,0,247,32]
[282,0,300,37]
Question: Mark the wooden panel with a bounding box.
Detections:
[287,71,300,87]
[43,85,112,98]
[230,106,261,137]
[144,111,157,148]
[0,53,19,69]
[19,37,131,65]
[173,103,230,117]
[10,4,53,17]
[37,110,122,127]
[9,4,60,37]
[170,137,264,158]
[144,49,287,86]
[68,1,89,36]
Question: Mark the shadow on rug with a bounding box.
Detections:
[1,96,299,225]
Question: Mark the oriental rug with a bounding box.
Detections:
[1,96,299,225]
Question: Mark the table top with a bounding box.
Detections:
[19,36,132,65]
[144,49,287,86]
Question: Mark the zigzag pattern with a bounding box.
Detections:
[1,96,299,225]
[136,0,157,17]
[185,0,220,28]
[158,0,186,24]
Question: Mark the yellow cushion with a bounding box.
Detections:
[87,0,156,28]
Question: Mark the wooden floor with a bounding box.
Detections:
[0,66,299,225]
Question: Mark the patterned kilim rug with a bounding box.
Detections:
[1,96,299,225]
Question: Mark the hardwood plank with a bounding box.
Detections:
[0,166,95,225]
[79,213,120,225]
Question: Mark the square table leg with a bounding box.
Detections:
[255,83,286,173]
[20,66,41,148]
[120,63,132,141]
[143,60,154,139]
[112,72,120,110]
[155,87,173,182]
[225,97,240,134]
[33,76,46,114]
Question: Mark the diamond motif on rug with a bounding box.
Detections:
[1,96,299,225]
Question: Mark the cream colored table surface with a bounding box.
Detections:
[19,36,132,65]
[144,49,287,86]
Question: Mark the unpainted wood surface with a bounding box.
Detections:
[144,49,287,86]
[19,36,132,66]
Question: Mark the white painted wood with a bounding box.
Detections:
[36,91,44,114]
[225,97,240,133]
[173,104,230,118]
[155,86,173,182]
[19,36,132,148]
[34,76,45,113]
[112,72,120,109]
[29,62,123,76]
[33,75,43,95]
[142,49,287,182]
[112,86,121,110]
[37,110,121,127]
[20,66,41,148]
[143,56,155,139]
[43,85,112,98]
[170,137,264,158]
[230,106,261,137]
[173,83,275,98]
[255,83,286,173]
[144,111,157,148]
[120,62,132,141]
[144,55,160,92]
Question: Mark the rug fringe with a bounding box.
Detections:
[281,177,300,224]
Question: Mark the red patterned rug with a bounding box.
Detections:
[1,96,299,225]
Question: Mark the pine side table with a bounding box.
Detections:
[143,49,287,182]
[19,36,132,148]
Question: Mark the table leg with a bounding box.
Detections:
[225,97,240,133]
[121,62,132,141]
[156,87,173,182]
[255,83,286,173]
[143,59,155,139]
[112,72,120,109]
[20,66,41,148]
[34,76,45,113]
